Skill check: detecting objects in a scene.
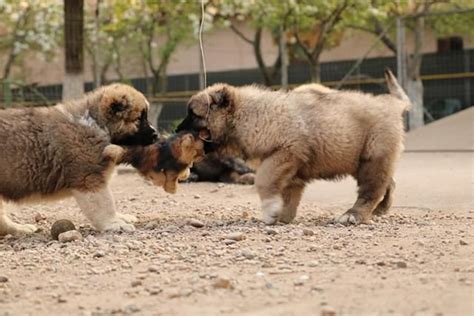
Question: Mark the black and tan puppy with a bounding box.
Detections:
[176,70,410,226]
[188,153,255,185]
[106,132,205,194]
[0,84,158,235]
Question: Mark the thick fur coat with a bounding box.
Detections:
[0,84,157,235]
[176,70,410,225]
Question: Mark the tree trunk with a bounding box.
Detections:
[406,16,425,130]
[406,78,424,130]
[309,61,321,83]
[63,0,84,101]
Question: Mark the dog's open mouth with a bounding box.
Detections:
[198,129,213,143]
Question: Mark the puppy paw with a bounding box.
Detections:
[103,144,125,163]
[279,211,296,224]
[8,223,38,235]
[100,218,135,232]
[237,173,255,185]
[336,210,369,226]
[116,213,137,224]
[261,197,283,225]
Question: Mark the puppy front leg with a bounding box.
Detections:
[0,198,37,236]
[102,144,125,163]
[255,151,299,225]
[73,186,136,232]
[163,172,178,194]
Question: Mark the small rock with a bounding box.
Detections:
[146,283,162,295]
[321,306,336,316]
[57,296,67,303]
[0,276,8,283]
[163,225,178,233]
[51,219,76,240]
[223,239,237,245]
[123,303,140,314]
[187,219,204,228]
[395,261,407,268]
[213,277,233,289]
[148,266,160,273]
[294,274,310,286]
[93,250,106,258]
[460,240,468,246]
[226,232,245,241]
[302,228,314,236]
[376,261,386,266]
[131,280,142,287]
[264,228,277,235]
[194,194,201,199]
[34,213,47,223]
[241,249,256,260]
[58,230,82,243]
[168,288,193,298]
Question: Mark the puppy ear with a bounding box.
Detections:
[210,86,231,109]
[110,100,126,113]
[180,133,194,148]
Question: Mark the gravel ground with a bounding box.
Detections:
[1,163,473,316]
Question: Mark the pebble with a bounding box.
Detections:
[321,306,336,316]
[50,219,76,240]
[0,276,8,283]
[223,239,237,245]
[264,228,277,235]
[194,194,201,199]
[303,228,314,236]
[123,303,141,314]
[188,219,204,228]
[459,240,468,246]
[146,283,162,295]
[396,261,408,268]
[241,249,256,260]
[168,288,193,298]
[294,275,310,286]
[148,266,160,273]
[93,250,106,258]
[58,230,83,243]
[213,277,233,289]
[226,232,245,241]
[131,280,142,287]
[34,213,47,223]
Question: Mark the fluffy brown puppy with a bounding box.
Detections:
[176,70,410,225]
[106,132,205,194]
[0,84,158,235]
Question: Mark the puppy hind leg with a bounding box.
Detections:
[373,178,396,216]
[279,182,305,224]
[338,158,393,225]
[0,199,37,236]
[255,152,299,225]
[73,186,136,232]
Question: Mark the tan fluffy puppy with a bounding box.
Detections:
[176,70,410,225]
[105,132,205,194]
[0,84,158,235]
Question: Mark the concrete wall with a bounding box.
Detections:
[5,22,474,86]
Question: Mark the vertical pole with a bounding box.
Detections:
[464,50,471,108]
[94,0,101,87]
[198,45,205,90]
[280,26,288,90]
[396,16,408,130]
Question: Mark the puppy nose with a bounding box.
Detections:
[152,130,159,141]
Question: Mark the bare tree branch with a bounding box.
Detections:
[229,22,254,45]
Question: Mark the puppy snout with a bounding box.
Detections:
[150,126,159,141]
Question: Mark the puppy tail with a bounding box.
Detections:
[384,68,411,111]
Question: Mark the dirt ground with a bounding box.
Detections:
[1,150,473,316]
